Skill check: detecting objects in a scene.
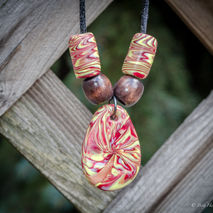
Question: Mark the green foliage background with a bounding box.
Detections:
[0,0,212,212]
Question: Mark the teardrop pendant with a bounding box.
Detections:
[81,104,141,191]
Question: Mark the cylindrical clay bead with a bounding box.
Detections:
[69,33,101,79]
[122,33,157,79]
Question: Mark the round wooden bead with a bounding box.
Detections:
[82,73,113,105]
[114,75,144,107]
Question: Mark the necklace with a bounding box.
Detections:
[69,0,157,191]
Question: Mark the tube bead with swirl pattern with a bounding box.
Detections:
[122,33,157,79]
[69,33,101,79]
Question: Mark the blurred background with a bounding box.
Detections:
[0,0,212,212]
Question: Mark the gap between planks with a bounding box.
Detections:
[165,0,213,55]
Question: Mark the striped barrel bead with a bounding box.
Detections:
[69,33,101,79]
[122,33,157,79]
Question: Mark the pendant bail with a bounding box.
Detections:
[109,96,117,120]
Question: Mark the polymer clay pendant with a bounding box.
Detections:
[82,104,141,191]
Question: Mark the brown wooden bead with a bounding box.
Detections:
[114,75,144,107]
[82,73,113,105]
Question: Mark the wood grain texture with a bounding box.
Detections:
[165,0,213,54]
[0,0,113,116]
[104,91,213,213]
[0,71,116,213]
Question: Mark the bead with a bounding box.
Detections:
[114,75,144,107]
[82,104,141,191]
[69,32,101,79]
[122,33,157,79]
[82,73,113,105]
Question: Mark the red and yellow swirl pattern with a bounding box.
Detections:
[122,33,157,79]
[82,104,141,191]
[69,33,101,79]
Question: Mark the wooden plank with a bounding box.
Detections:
[165,0,213,54]
[153,147,213,213]
[0,70,116,213]
[0,0,113,116]
[104,91,213,213]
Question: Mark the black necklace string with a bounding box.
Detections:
[80,0,149,34]
[141,0,149,33]
[80,0,87,33]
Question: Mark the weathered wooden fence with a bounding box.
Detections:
[0,0,213,213]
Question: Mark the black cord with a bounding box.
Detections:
[80,0,87,33]
[141,0,149,33]
[80,0,149,34]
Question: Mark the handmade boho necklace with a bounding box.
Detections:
[69,0,157,191]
